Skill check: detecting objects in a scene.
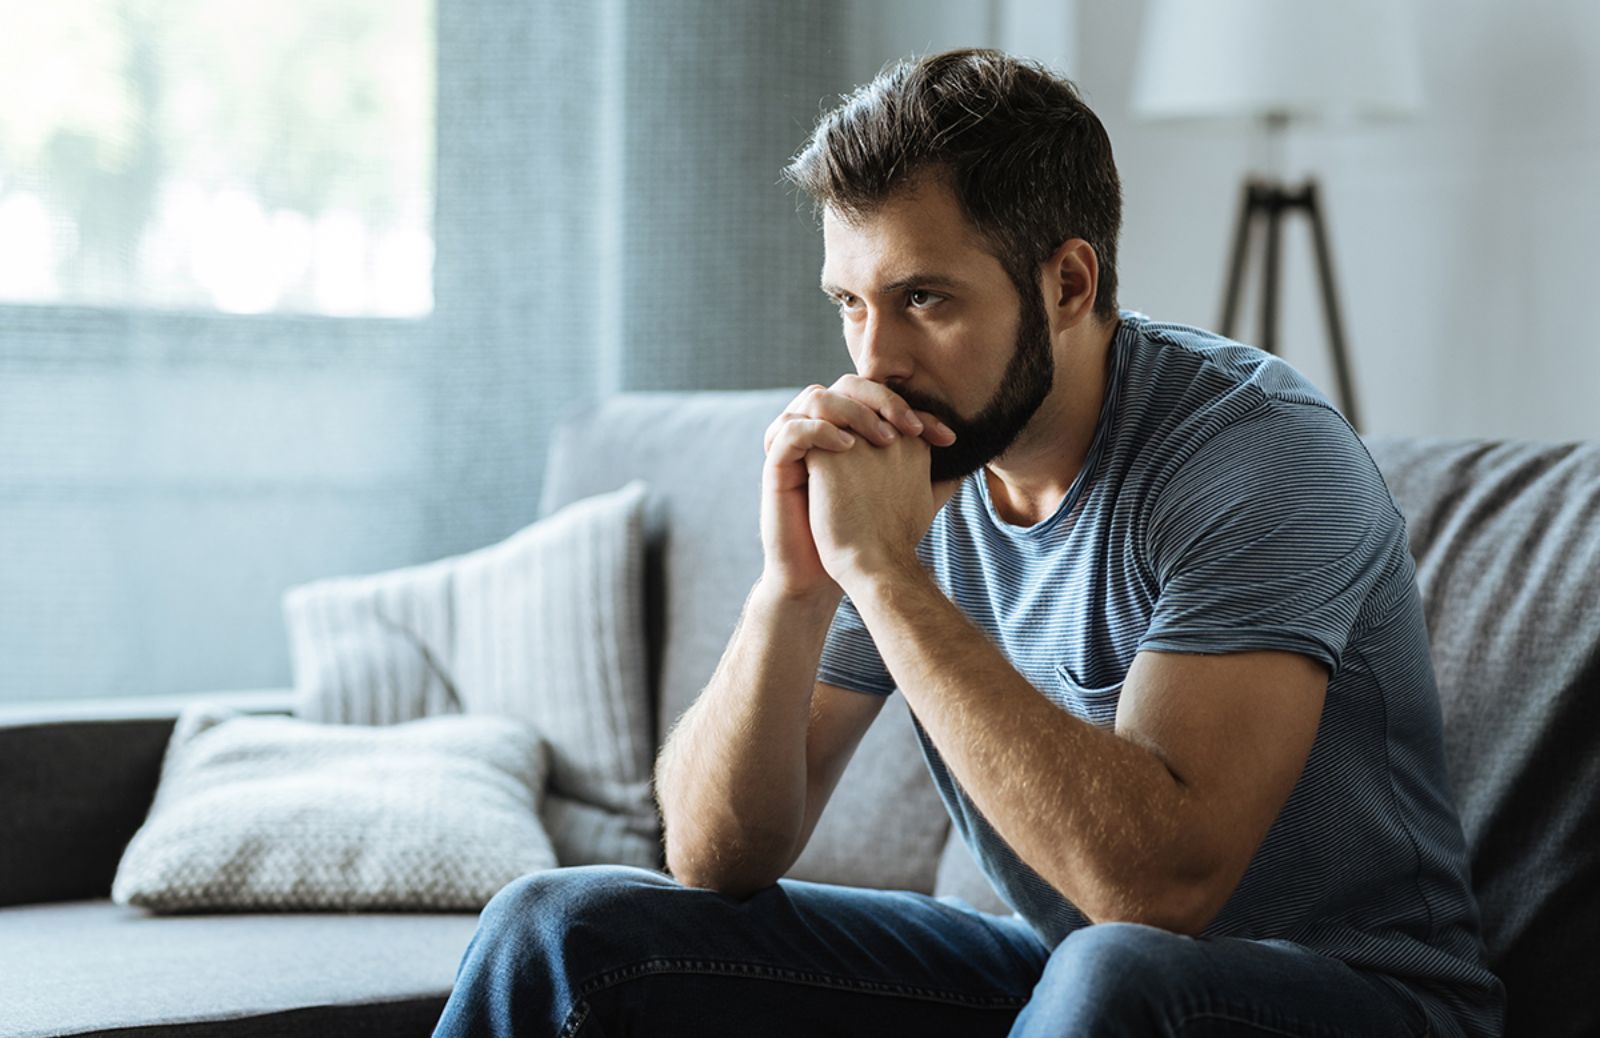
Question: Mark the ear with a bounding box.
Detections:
[1043,238,1099,329]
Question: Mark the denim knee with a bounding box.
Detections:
[475,863,674,957]
[1015,924,1429,1038]
[1002,923,1192,1037]
[1050,921,1190,978]
[445,866,678,1031]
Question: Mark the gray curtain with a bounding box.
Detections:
[0,0,848,702]
[427,0,847,556]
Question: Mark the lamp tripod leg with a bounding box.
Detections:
[1261,190,1282,356]
[1304,182,1362,431]
[1220,181,1256,338]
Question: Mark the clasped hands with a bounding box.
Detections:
[761,376,961,600]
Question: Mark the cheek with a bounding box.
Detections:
[843,335,866,372]
[939,320,1000,378]
[840,319,865,360]
[940,322,1017,412]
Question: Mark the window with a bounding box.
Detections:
[0,0,434,317]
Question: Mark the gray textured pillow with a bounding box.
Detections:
[111,704,557,913]
[281,480,659,870]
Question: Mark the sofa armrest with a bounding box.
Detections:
[0,689,295,907]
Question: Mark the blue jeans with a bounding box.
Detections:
[432,864,1431,1037]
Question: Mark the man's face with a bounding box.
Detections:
[820,178,1054,483]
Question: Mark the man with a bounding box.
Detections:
[434,50,1503,1037]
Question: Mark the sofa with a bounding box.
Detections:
[2,389,1595,1038]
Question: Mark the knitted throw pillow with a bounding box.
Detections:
[111,704,558,913]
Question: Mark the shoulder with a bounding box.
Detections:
[1139,397,1405,592]
[1116,314,1336,440]
[1108,314,1381,501]
[1158,399,1389,514]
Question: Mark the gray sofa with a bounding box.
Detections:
[2,389,1595,1038]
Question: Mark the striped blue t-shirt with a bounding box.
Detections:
[815,312,1503,1037]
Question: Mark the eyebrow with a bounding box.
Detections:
[819,273,968,298]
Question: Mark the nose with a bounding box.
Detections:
[853,308,915,385]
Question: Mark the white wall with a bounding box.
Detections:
[844,0,1600,441]
[1076,0,1600,439]
[845,0,1076,84]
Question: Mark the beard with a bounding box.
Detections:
[887,284,1055,484]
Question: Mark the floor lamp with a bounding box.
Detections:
[1219,160,1360,429]
[1131,0,1425,433]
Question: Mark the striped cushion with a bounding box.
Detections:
[281,481,658,870]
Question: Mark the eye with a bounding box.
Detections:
[833,292,862,313]
[907,289,943,309]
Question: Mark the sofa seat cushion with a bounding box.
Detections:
[0,899,478,1038]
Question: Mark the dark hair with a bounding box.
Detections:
[784,48,1122,320]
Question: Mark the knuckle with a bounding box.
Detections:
[766,419,801,449]
[798,387,829,415]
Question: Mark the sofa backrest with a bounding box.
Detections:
[1363,436,1600,1038]
[539,391,787,728]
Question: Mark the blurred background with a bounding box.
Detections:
[2,0,1596,704]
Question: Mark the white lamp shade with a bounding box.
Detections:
[1131,0,1425,122]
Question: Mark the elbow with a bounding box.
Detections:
[1097,900,1218,938]
[1077,871,1232,937]
[670,872,773,902]
[662,837,724,894]
[1081,897,1214,938]
[665,857,779,902]
[663,835,789,903]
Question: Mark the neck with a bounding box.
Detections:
[984,315,1119,527]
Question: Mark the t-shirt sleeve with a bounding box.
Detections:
[1139,400,1404,678]
[815,593,897,696]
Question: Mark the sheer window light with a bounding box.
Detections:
[0,0,434,317]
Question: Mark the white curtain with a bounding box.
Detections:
[0,0,848,703]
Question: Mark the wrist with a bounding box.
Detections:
[752,571,844,621]
[834,548,929,603]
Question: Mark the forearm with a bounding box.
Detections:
[847,560,1210,929]
[655,577,839,895]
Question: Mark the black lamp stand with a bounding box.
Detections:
[1218,177,1362,431]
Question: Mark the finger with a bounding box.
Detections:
[790,385,902,446]
[770,385,832,453]
[766,417,856,466]
[911,408,958,445]
[765,407,869,456]
[765,399,864,452]
[830,375,926,437]
[763,411,794,454]
[771,382,825,444]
